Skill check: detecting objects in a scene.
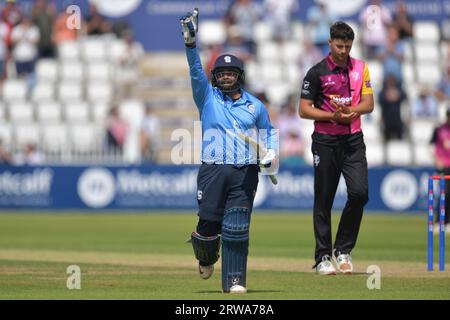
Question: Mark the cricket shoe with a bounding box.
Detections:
[333,250,353,274]
[198,264,214,280]
[316,255,336,275]
[229,285,247,294]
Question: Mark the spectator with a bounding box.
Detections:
[139,105,160,162]
[105,106,128,154]
[263,0,298,43]
[306,0,338,56]
[298,39,323,79]
[52,6,79,46]
[85,4,111,36]
[411,87,439,119]
[277,95,305,166]
[359,0,392,59]
[378,24,404,85]
[224,0,262,54]
[0,20,8,80]
[11,16,40,77]
[442,20,450,42]
[378,75,407,141]
[14,143,44,165]
[1,0,22,52]
[392,0,413,44]
[32,0,56,58]
[0,139,12,164]
[116,30,144,99]
[279,129,305,166]
[435,65,450,102]
[223,25,253,63]
[430,106,450,233]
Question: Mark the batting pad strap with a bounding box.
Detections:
[190,232,220,265]
[222,207,250,241]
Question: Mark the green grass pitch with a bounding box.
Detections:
[0,212,449,299]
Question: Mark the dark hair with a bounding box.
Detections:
[330,21,355,40]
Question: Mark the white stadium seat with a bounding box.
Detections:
[42,124,68,152]
[58,82,83,101]
[65,102,90,123]
[0,122,12,146]
[69,124,99,153]
[35,59,58,82]
[86,83,113,102]
[253,21,273,43]
[108,39,127,63]
[14,124,40,148]
[197,20,227,46]
[58,41,80,61]
[386,141,412,166]
[416,63,441,86]
[366,142,385,167]
[2,79,27,102]
[413,22,440,43]
[409,120,435,144]
[86,62,111,81]
[414,44,440,63]
[8,102,34,123]
[36,102,62,123]
[31,82,55,102]
[81,37,107,61]
[92,102,110,122]
[60,61,84,81]
[413,144,434,166]
[257,42,281,62]
[0,102,5,121]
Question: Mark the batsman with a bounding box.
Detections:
[180,9,278,293]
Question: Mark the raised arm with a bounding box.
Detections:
[180,8,211,110]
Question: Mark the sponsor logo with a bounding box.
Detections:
[380,170,418,210]
[89,0,142,17]
[314,155,320,167]
[330,95,352,105]
[197,190,203,200]
[224,56,231,63]
[303,81,310,89]
[351,71,360,81]
[324,77,336,86]
[77,168,115,208]
[0,169,53,195]
[365,80,372,88]
[247,103,255,114]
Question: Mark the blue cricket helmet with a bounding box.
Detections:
[211,54,245,93]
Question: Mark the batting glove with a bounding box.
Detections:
[260,149,276,167]
[180,8,199,48]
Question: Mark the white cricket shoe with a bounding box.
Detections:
[333,251,353,274]
[229,285,247,294]
[198,264,214,280]
[316,255,336,275]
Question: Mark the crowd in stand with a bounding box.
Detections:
[0,0,150,166]
[203,0,450,167]
[1,0,449,168]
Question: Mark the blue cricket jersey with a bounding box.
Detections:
[185,47,277,165]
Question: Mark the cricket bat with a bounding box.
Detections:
[237,132,278,185]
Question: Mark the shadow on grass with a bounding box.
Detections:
[196,290,283,294]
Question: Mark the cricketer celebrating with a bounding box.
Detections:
[180,9,277,293]
[299,21,374,275]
